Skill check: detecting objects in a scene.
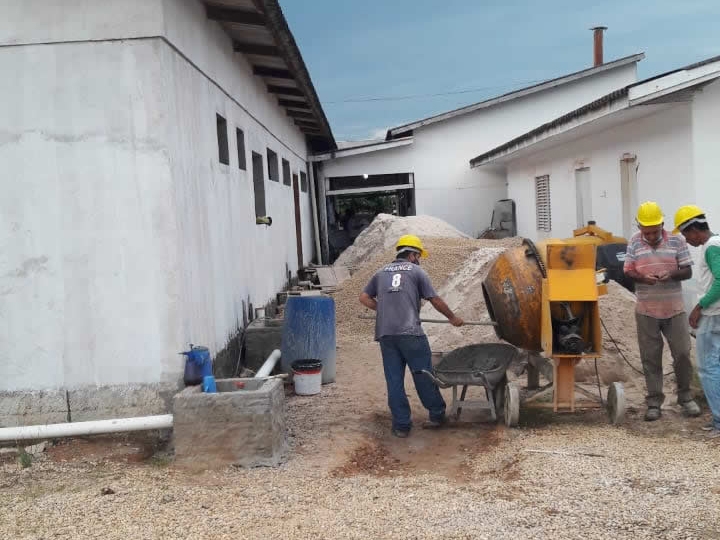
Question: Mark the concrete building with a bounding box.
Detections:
[0,0,335,423]
[470,55,720,243]
[313,33,643,262]
[469,55,720,314]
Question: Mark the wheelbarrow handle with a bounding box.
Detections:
[414,370,453,389]
[358,315,497,326]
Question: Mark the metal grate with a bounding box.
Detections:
[535,175,551,232]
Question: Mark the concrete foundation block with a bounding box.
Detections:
[0,389,68,427]
[68,382,180,422]
[172,378,286,469]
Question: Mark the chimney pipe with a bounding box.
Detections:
[591,26,607,66]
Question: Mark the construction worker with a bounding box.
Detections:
[674,205,720,437]
[623,201,701,421]
[359,234,464,437]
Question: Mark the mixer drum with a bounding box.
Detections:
[482,240,545,352]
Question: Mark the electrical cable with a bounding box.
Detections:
[594,358,604,406]
[600,317,674,378]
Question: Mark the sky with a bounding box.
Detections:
[281,0,720,142]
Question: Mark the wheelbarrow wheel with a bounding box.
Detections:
[607,382,626,425]
[492,376,507,423]
[504,382,520,427]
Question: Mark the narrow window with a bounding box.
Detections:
[282,159,291,186]
[300,171,308,193]
[216,114,229,165]
[535,175,551,232]
[236,128,246,170]
[252,151,266,217]
[267,148,279,182]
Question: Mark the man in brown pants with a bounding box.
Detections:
[623,202,701,421]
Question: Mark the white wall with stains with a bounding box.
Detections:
[0,0,315,392]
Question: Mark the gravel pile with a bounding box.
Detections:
[334,213,468,270]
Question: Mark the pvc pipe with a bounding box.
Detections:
[0,414,174,442]
[255,349,281,378]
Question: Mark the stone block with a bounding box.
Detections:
[68,382,179,422]
[0,389,68,427]
[172,377,285,469]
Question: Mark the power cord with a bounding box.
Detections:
[600,317,674,377]
[594,358,604,406]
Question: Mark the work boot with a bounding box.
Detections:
[644,407,662,422]
[680,400,701,417]
[391,428,409,438]
[422,417,448,429]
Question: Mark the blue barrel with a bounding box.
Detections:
[281,296,336,384]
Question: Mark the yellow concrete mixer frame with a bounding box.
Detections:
[482,222,626,426]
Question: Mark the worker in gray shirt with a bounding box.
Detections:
[359,235,464,437]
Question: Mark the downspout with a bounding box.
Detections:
[308,161,322,264]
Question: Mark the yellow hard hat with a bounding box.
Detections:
[673,204,705,234]
[396,234,427,257]
[636,201,664,227]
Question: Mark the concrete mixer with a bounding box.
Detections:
[482,223,628,426]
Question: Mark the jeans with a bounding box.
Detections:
[694,314,720,430]
[378,335,446,431]
[635,312,693,408]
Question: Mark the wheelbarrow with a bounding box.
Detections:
[419,343,519,422]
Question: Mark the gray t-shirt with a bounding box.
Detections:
[363,259,438,340]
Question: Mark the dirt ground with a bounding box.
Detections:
[2,334,720,540]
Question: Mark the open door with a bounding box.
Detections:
[292,173,303,269]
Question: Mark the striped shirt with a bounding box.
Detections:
[623,230,693,319]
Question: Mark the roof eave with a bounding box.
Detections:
[254,0,336,151]
[387,53,645,138]
[469,88,630,168]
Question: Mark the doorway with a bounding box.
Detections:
[575,167,592,228]
[620,155,638,239]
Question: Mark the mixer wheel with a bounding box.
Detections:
[607,382,626,425]
[504,382,520,427]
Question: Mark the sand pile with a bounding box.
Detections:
[334,213,468,269]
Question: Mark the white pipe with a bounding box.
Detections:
[255,349,281,378]
[0,414,174,442]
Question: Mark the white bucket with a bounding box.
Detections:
[291,360,322,396]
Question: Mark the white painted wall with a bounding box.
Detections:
[322,63,639,237]
[0,0,164,45]
[691,79,720,225]
[0,0,315,391]
[505,102,693,241]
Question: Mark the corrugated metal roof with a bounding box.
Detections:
[386,53,645,139]
[202,0,336,151]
